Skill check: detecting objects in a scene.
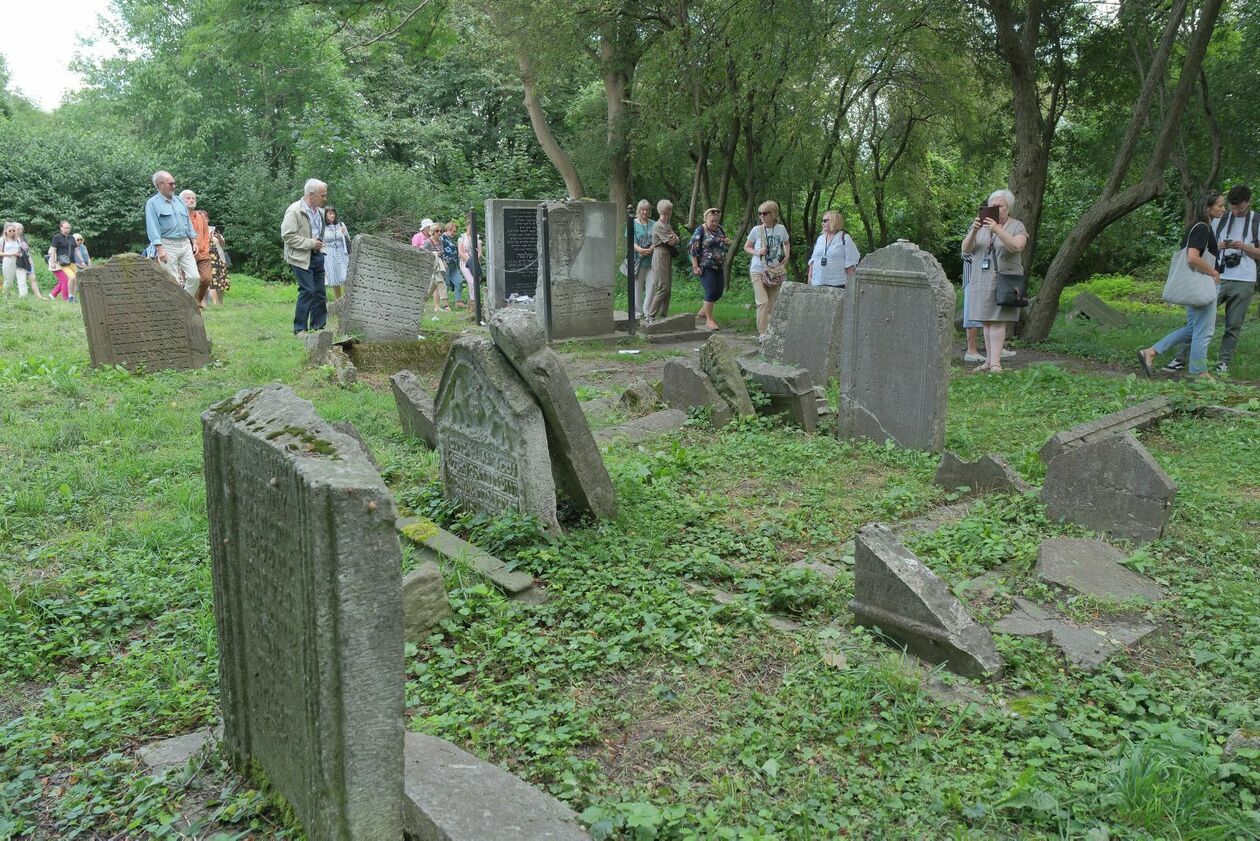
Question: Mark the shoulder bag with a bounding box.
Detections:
[759,226,787,286]
[987,226,1028,307]
[1162,222,1217,307]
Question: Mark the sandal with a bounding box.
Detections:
[973,362,991,373]
[1136,349,1154,379]
[989,366,1003,373]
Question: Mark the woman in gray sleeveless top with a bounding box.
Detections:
[960,189,1028,372]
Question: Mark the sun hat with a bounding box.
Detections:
[420,218,434,231]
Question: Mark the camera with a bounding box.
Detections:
[1223,253,1242,269]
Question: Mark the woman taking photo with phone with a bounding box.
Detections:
[960,189,1027,372]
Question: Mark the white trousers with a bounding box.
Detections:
[2,256,29,296]
[158,238,200,296]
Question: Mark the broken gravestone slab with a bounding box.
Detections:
[594,409,688,444]
[1039,396,1172,464]
[762,282,845,389]
[995,597,1156,670]
[1041,431,1176,544]
[397,515,539,601]
[304,330,333,366]
[391,369,438,449]
[403,560,452,644]
[488,308,618,520]
[933,452,1034,497]
[1035,538,1165,602]
[337,234,434,341]
[1067,291,1127,329]
[435,336,559,533]
[137,726,223,775]
[698,334,755,419]
[662,358,731,427]
[737,357,818,433]
[618,377,659,414]
[848,523,1003,679]
[534,199,618,340]
[202,384,403,841]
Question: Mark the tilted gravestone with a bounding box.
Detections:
[1067,291,1127,329]
[488,308,618,520]
[737,357,818,433]
[849,523,1003,679]
[1039,396,1172,464]
[762,283,845,388]
[838,241,952,451]
[201,384,403,841]
[1041,431,1176,543]
[391,369,438,449]
[485,199,543,310]
[78,253,211,372]
[434,336,559,533]
[535,200,618,339]
[698,334,755,419]
[662,358,731,427]
[337,234,435,341]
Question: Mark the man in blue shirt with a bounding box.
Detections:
[144,170,199,295]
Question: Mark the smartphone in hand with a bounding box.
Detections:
[977,205,1000,225]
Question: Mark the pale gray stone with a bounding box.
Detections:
[138,727,221,772]
[642,313,697,335]
[402,732,590,841]
[838,241,952,451]
[738,357,818,433]
[485,199,543,310]
[331,421,378,469]
[578,397,615,416]
[1040,397,1172,464]
[202,384,403,841]
[1041,431,1176,543]
[328,345,357,386]
[78,254,211,372]
[1035,538,1165,602]
[848,523,1003,679]
[304,330,333,366]
[535,200,618,339]
[594,409,688,444]
[762,283,845,388]
[435,336,559,533]
[1067,292,1127,329]
[618,377,659,413]
[995,597,1156,670]
[338,234,434,341]
[698,334,755,418]
[789,560,841,581]
[397,516,537,598]
[392,369,438,449]
[661,359,731,427]
[403,561,452,644]
[488,308,617,520]
[766,615,803,632]
[1225,729,1260,760]
[933,452,1034,496]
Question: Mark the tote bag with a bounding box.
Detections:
[1162,222,1217,307]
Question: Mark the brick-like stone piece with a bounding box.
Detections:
[1039,397,1172,464]
[392,369,438,449]
[338,234,434,341]
[403,561,452,644]
[1035,538,1164,602]
[933,452,1033,496]
[737,357,818,432]
[995,597,1156,670]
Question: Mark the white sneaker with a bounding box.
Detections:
[1001,349,1016,358]
[963,352,985,363]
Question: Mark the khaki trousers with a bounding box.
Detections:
[751,272,781,336]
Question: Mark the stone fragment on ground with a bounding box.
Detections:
[331,421,379,469]
[403,731,591,840]
[995,597,1156,670]
[738,357,818,433]
[594,409,688,444]
[1066,291,1127,329]
[403,561,453,643]
[391,369,438,449]
[1035,538,1164,602]
[1225,728,1260,759]
[789,559,842,581]
[662,358,731,427]
[397,516,541,601]
[618,376,659,413]
[578,396,615,416]
[698,334,755,418]
[848,523,1003,679]
[137,726,223,774]
[642,312,697,335]
[1039,397,1172,464]
[328,345,357,385]
[933,452,1033,496]
[1041,431,1176,543]
[304,330,333,366]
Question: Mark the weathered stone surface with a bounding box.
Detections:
[338,234,434,341]
[304,330,333,365]
[137,727,221,773]
[331,421,379,469]
[643,313,697,335]
[838,241,952,451]
[489,308,617,519]
[1225,728,1260,760]
[737,357,818,433]
[1041,431,1176,543]
[579,396,615,416]
[486,199,543,310]
[594,409,688,444]
[618,377,659,413]
[1067,291,1127,329]
[1040,397,1173,464]
[78,253,211,372]
[403,561,452,643]
[202,384,403,841]
[398,516,537,597]
[392,369,438,449]
[763,283,845,388]
[1035,538,1165,602]
[933,452,1034,496]
[698,335,755,418]
[328,345,357,386]
[662,358,731,427]
[403,732,590,841]
[535,200,618,339]
[789,559,841,581]
[848,523,1003,678]
[995,597,1156,670]
[435,337,559,533]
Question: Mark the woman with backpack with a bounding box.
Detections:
[745,200,790,341]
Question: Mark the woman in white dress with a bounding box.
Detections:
[322,207,350,301]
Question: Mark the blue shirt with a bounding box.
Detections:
[145,192,194,246]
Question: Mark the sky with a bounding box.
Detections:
[2,0,118,111]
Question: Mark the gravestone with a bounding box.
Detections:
[337,234,435,341]
[1041,431,1176,543]
[485,199,543,310]
[762,283,845,388]
[933,452,1034,496]
[201,384,403,841]
[78,253,211,372]
[662,358,731,427]
[737,357,818,433]
[699,334,755,418]
[403,561,452,644]
[1039,397,1172,464]
[1034,538,1164,602]
[838,241,952,451]
[996,597,1156,670]
[618,377,659,414]
[1067,292,1127,329]
[488,308,618,520]
[434,336,559,533]
[391,369,438,449]
[848,523,1003,679]
[535,200,618,339]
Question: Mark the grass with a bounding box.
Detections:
[0,274,1258,839]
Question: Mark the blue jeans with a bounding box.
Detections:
[293,252,326,334]
[1153,302,1216,374]
[445,263,463,302]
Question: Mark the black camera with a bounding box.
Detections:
[1223,253,1242,269]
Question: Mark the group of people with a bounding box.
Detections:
[411,218,480,313]
[144,171,232,308]
[1,219,91,301]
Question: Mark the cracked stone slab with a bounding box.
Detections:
[392,369,438,449]
[397,516,538,599]
[699,334,755,418]
[762,283,845,389]
[934,452,1033,496]
[1040,397,1172,464]
[995,597,1156,669]
[138,726,223,773]
[403,561,453,644]
[1035,538,1164,602]
[594,409,687,444]
[737,357,818,433]
[662,358,731,428]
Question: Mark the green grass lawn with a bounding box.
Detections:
[1,275,1257,839]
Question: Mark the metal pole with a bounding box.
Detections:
[540,205,553,342]
[468,207,483,325]
[625,205,637,335]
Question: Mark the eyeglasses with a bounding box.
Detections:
[759,211,771,216]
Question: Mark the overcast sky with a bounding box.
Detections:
[3,0,118,111]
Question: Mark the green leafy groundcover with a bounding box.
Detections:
[0,277,1257,839]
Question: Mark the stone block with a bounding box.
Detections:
[594,409,688,444]
[328,345,357,386]
[304,330,333,366]
[1035,538,1164,602]
[737,357,818,433]
[642,313,697,335]
[618,377,659,413]
[392,369,438,449]
[403,561,452,644]
[338,234,434,341]
[698,335,755,418]
[848,523,1002,679]
[1039,397,1172,464]
[933,452,1033,496]
[535,200,618,339]
[995,597,1156,670]
[1041,431,1176,543]
[485,199,543,310]
[202,384,403,841]
[1067,291,1127,329]
[838,241,952,451]
[398,516,537,597]
[762,283,845,388]
[661,358,731,427]
[78,253,211,372]
[137,726,221,774]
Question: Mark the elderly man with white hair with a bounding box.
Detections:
[144,170,199,295]
[281,178,329,335]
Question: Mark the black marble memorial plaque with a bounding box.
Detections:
[502,207,539,298]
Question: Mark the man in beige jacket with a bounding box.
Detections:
[281,178,328,335]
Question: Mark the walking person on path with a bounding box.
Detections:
[281,178,328,335]
[647,199,679,320]
[688,208,730,331]
[48,221,78,301]
[13,224,43,298]
[145,171,199,296]
[2,222,31,298]
[180,190,214,307]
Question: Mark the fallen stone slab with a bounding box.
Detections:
[995,597,1156,670]
[403,731,590,841]
[1041,431,1176,544]
[1067,291,1127,329]
[578,396,616,416]
[618,377,659,413]
[698,334,755,418]
[398,516,539,600]
[1196,404,1260,421]
[1035,538,1164,602]
[1039,397,1173,464]
[848,523,1003,679]
[594,409,688,444]
[1225,728,1260,760]
[789,559,841,581]
[643,313,697,335]
[392,370,438,449]
[662,358,731,427]
[933,452,1033,496]
[403,561,453,643]
[737,357,818,433]
[137,726,222,774]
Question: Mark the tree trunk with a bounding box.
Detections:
[512,50,584,198]
[603,59,632,211]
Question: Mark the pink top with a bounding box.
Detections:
[411,231,427,248]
